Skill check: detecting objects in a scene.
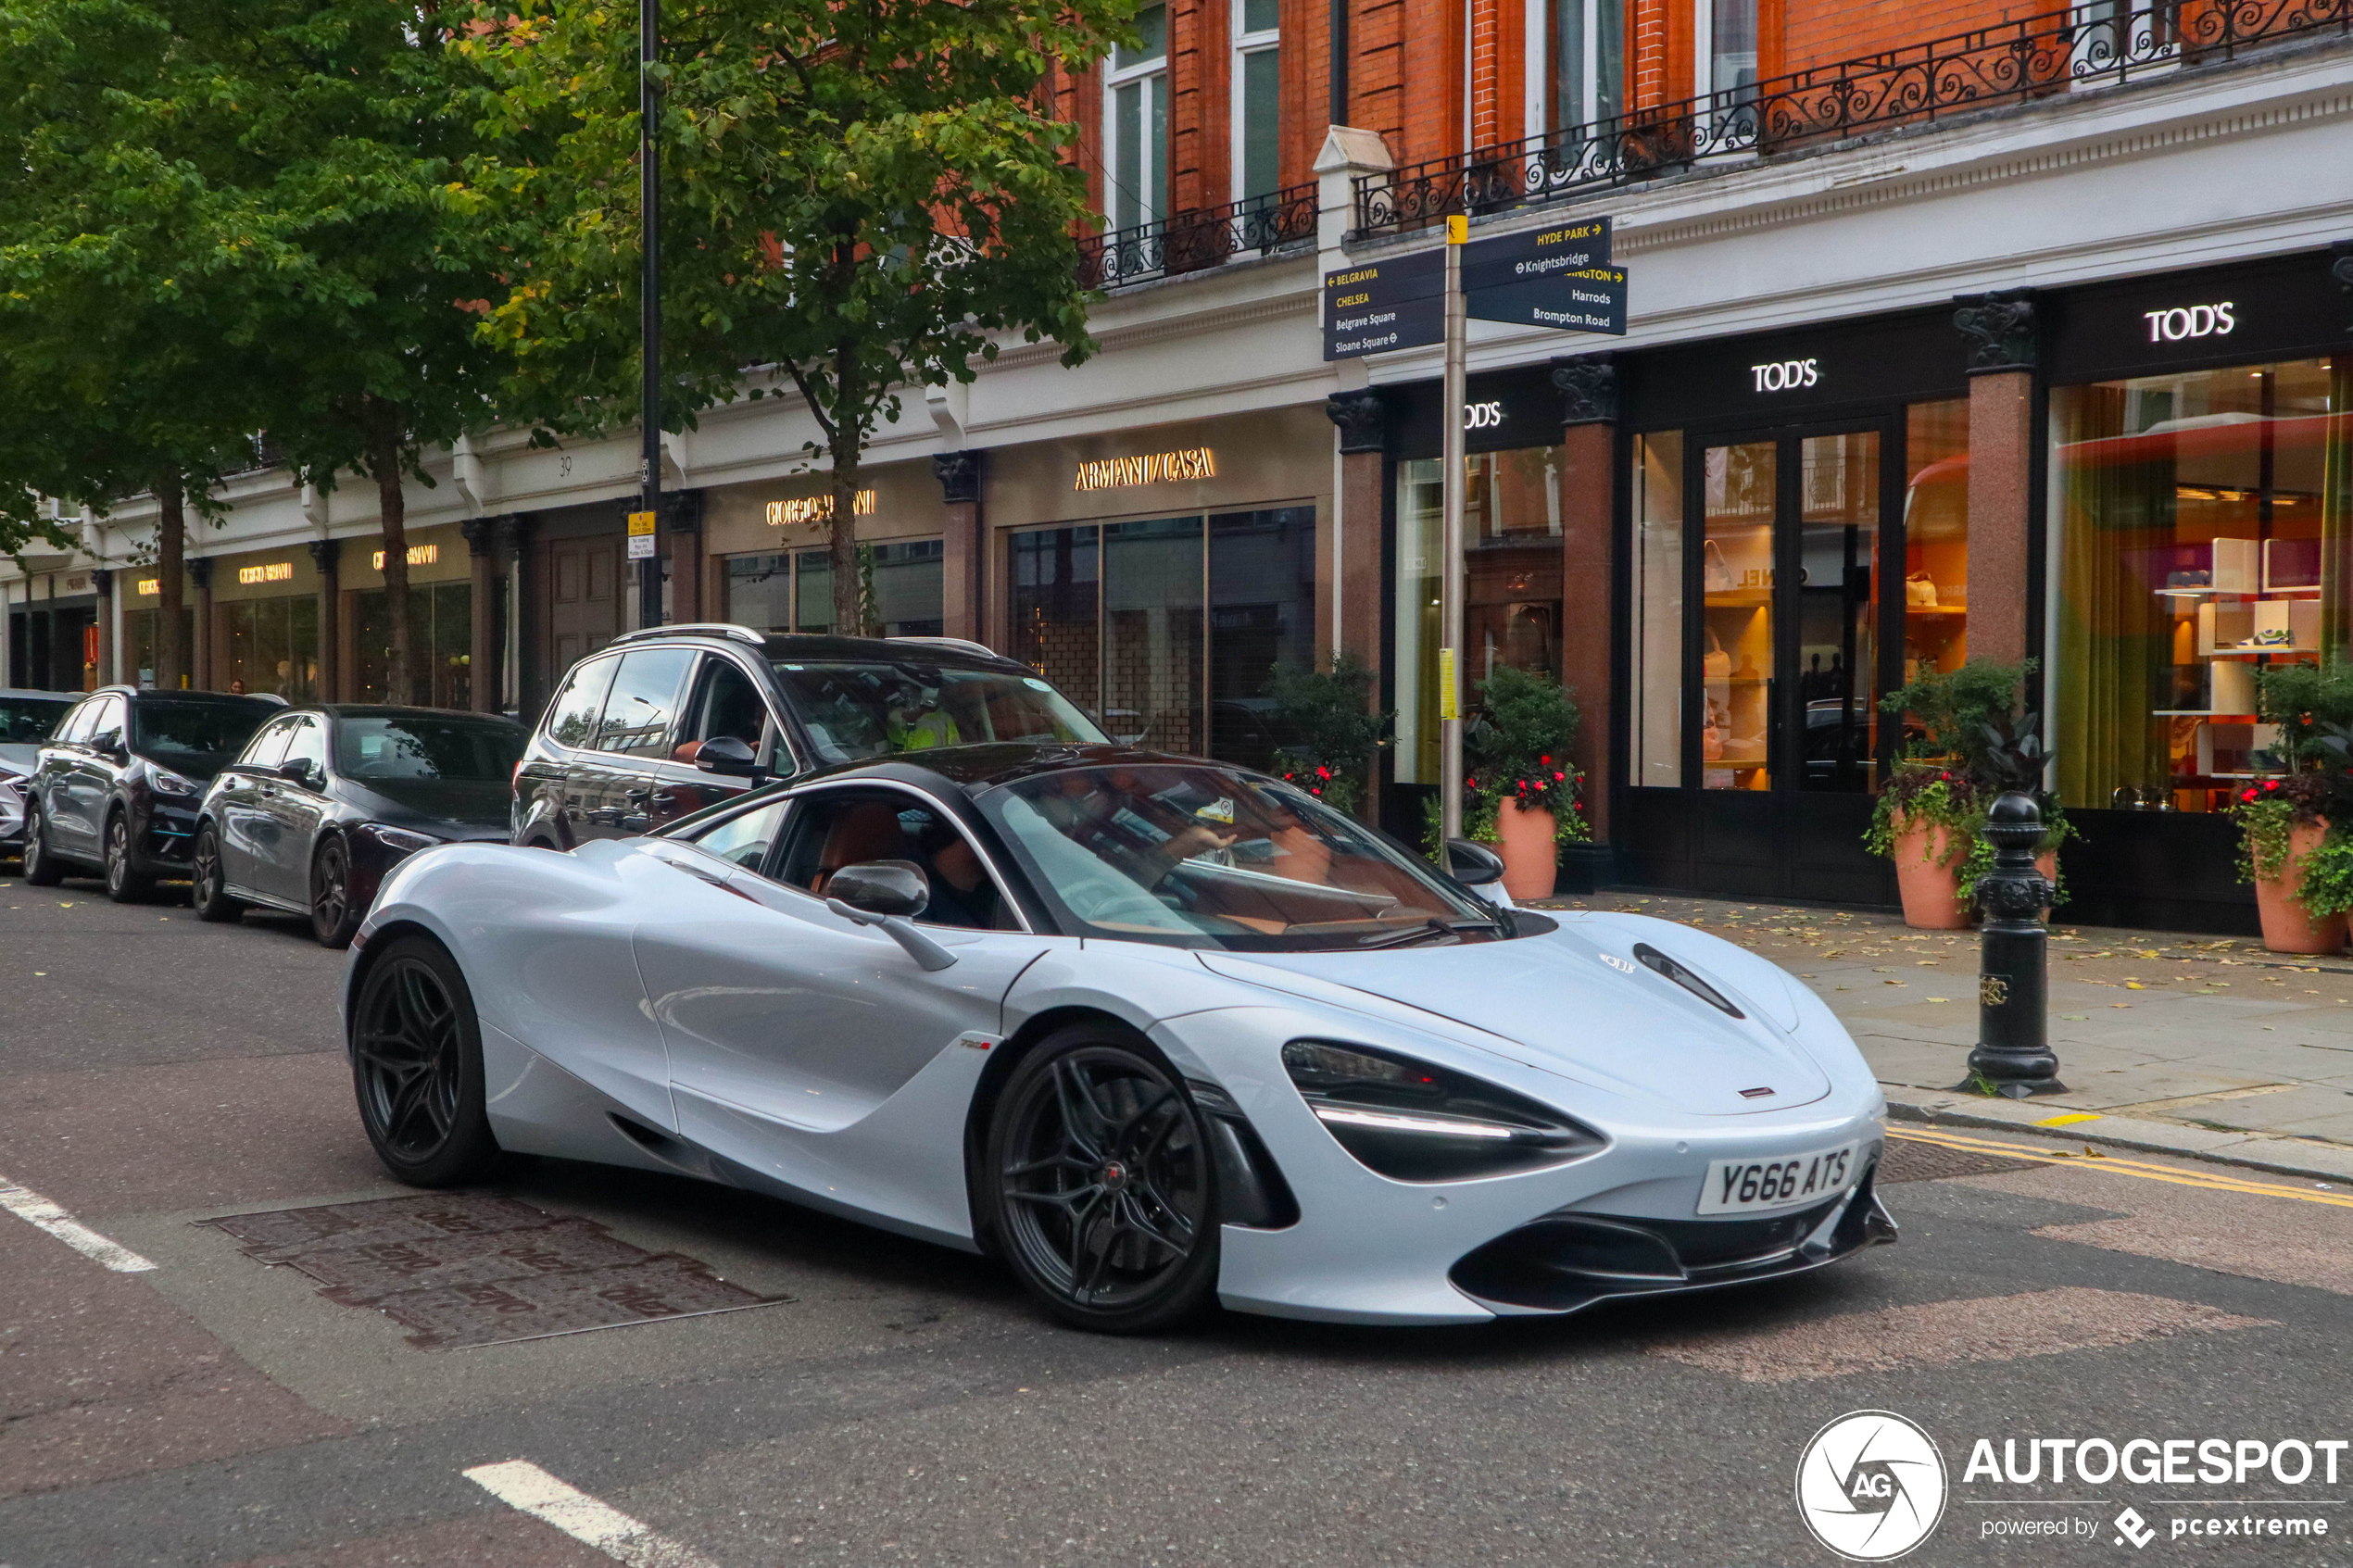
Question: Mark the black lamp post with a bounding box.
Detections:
[635,0,663,631]
[1958,790,2066,1098]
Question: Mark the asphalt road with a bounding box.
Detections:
[4,868,2350,1567]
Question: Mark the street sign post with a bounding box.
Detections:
[1462,266,1629,334]
[625,509,658,562]
[1440,216,1467,843]
[1322,250,1446,360]
[1459,218,1611,291]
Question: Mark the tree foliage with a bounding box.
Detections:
[463,0,1129,629]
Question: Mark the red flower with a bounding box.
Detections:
[1940,771,1952,781]
[2265,779,2281,792]
[1554,771,1566,781]
[1540,755,1551,765]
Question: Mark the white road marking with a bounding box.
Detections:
[0,1176,156,1272]
[463,1460,720,1568]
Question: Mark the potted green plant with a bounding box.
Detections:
[1266,653,1391,819]
[1462,665,1590,900]
[1866,659,2066,928]
[2234,662,2353,953]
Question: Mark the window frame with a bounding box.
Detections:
[1230,0,1281,205]
[762,778,1035,933]
[1103,4,1171,231]
[679,650,790,773]
[591,646,698,759]
[237,715,302,771]
[541,653,621,755]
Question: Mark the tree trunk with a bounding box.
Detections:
[154,476,187,692]
[827,339,868,636]
[366,400,415,703]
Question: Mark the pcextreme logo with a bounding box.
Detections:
[1796,1410,1950,1561]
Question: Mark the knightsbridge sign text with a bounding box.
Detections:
[1072,447,1217,492]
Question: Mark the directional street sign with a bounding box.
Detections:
[1460,218,1612,294]
[1323,250,1446,360]
[1463,265,1629,335]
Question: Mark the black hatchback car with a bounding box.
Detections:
[20,686,279,899]
[191,706,527,947]
[511,625,1108,848]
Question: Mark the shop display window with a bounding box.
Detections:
[1901,399,1970,689]
[2051,356,2352,811]
[221,596,321,702]
[1701,440,1776,789]
[724,539,943,635]
[357,582,472,709]
[1795,431,1881,794]
[127,607,195,689]
[1391,448,1567,787]
[1630,432,1684,787]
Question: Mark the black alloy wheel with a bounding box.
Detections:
[349,934,500,1185]
[20,802,62,886]
[103,810,155,903]
[190,825,244,922]
[985,1026,1219,1333]
[311,836,359,948]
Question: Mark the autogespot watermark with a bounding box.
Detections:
[1796,1415,2346,1559]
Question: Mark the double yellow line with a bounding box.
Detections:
[1888,1126,2353,1210]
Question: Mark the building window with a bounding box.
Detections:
[2050,355,2351,812]
[125,607,195,690]
[1008,507,1315,769]
[1233,0,1280,202]
[1902,399,1971,689]
[220,595,321,702]
[1106,2,1170,229]
[1696,0,1759,102]
[724,540,944,636]
[1551,0,1623,133]
[1631,432,1684,787]
[357,582,472,709]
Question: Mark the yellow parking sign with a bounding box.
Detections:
[625,509,657,561]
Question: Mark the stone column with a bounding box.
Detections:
[663,489,705,623]
[933,451,985,643]
[498,514,541,721]
[1953,290,2039,670]
[308,539,340,702]
[185,557,215,691]
[1324,388,1387,823]
[91,570,115,687]
[459,518,498,712]
[1553,355,1618,860]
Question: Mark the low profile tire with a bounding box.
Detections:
[349,934,501,1186]
[983,1024,1220,1334]
[103,810,155,903]
[311,837,359,948]
[20,804,63,886]
[189,826,245,922]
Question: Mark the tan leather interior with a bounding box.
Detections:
[810,800,907,897]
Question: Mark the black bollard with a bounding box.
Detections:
[1957,790,2067,1098]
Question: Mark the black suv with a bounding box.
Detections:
[20,685,279,899]
[512,625,1108,847]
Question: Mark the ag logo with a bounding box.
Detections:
[1794,1411,1947,1561]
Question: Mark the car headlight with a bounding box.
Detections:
[1281,1040,1604,1182]
[149,771,199,797]
[365,825,441,854]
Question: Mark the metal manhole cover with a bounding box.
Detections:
[1880,1137,2045,1184]
[200,1193,787,1349]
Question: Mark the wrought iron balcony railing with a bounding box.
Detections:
[1358,0,2351,236]
[1079,181,1320,290]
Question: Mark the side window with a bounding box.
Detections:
[686,797,790,872]
[54,700,97,746]
[595,647,697,757]
[281,717,328,776]
[239,719,298,771]
[675,656,773,763]
[86,696,127,747]
[544,657,619,750]
[775,788,1012,930]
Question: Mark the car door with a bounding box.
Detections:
[522,654,618,847]
[34,698,97,848]
[257,715,332,904]
[215,716,297,892]
[578,646,696,838]
[652,653,783,827]
[634,783,1056,1243]
[57,695,126,852]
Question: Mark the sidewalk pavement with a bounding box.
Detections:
[1538,892,2353,1185]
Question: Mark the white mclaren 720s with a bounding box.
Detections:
[343,744,1894,1333]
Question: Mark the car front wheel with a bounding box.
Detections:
[20,802,63,886]
[349,934,501,1186]
[311,837,359,948]
[984,1025,1220,1334]
[190,826,244,922]
[103,810,156,903]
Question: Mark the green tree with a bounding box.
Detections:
[464,0,1128,631]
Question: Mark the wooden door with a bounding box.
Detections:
[547,537,622,677]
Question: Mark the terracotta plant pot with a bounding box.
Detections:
[1891,818,1969,930]
[1495,797,1558,901]
[2253,817,2347,955]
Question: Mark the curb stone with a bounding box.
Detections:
[1882,1086,2353,1185]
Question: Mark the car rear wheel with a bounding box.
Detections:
[20,802,63,886]
[311,837,359,948]
[103,811,155,903]
[984,1026,1220,1334]
[190,825,245,922]
[349,934,501,1186]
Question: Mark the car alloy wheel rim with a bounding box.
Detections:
[106,819,127,891]
[194,834,220,904]
[315,847,346,934]
[355,958,463,1160]
[1000,1048,1207,1311]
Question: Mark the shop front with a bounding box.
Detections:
[6,571,100,692]
[205,548,322,702]
[983,408,1328,772]
[1611,309,1974,905]
[2043,249,2352,933]
[120,571,194,690]
[341,527,477,709]
[702,461,949,638]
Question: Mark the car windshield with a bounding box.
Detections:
[131,698,272,776]
[0,696,70,744]
[772,660,1106,766]
[975,763,1504,952]
[335,716,524,782]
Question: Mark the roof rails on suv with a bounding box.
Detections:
[889,635,1000,660]
[609,623,768,647]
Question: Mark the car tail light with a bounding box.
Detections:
[1281,1040,1602,1183]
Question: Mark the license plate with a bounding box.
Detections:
[1698,1143,1860,1215]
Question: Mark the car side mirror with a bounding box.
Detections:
[278,759,319,787]
[827,859,930,918]
[1442,838,1507,887]
[96,734,128,762]
[693,735,764,784]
